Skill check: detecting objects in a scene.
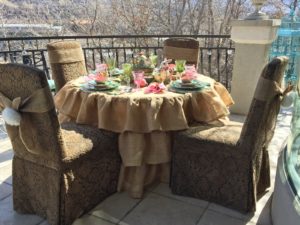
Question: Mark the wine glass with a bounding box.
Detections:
[106,57,116,75]
[122,63,133,77]
[175,60,186,73]
[133,71,145,89]
[154,69,168,84]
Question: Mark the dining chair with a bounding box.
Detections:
[170,56,288,213]
[0,63,121,225]
[163,38,200,66]
[47,40,87,92]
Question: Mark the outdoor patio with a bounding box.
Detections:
[0,108,292,225]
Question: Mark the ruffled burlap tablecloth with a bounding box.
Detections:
[54,75,234,198]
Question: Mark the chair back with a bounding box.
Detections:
[163,38,199,66]
[0,63,63,166]
[239,56,288,157]
[47,40,87,92]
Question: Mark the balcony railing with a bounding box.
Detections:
[0,34,235,90]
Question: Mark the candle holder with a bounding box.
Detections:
[246,0,268,20]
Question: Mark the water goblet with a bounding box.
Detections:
[122,63,133,77]
[106,57,116,74]
[175,60,186,73]
[133,71,145,89]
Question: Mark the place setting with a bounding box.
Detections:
[77,52,211,96]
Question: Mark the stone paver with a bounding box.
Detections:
[0,109,292,225]
[0,182,12,201]
[152,183,209,208]
[197,210,256,225]
[0,195,44,225]
[0,162,12,185]
[89,191,141,224]
[119,193,206,225]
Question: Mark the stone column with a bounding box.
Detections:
[230,19,281,115]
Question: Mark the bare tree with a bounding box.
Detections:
[0,0,294,37]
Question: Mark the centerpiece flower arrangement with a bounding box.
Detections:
[133,52,157,76]
[181,65,197,83]
[87,63,109,83]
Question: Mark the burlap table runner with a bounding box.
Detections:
[54,75,234,197]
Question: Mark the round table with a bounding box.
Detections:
[54,75,234,198]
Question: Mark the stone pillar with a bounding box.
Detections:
[230,19,281,115]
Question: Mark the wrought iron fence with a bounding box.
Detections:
[0,35,235,90]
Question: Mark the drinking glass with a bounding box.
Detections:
[175,60,186,73]
[122,63,133,77]
[106,57,116,72]
[154,69,168,84]
[123,75,131,87]
[133,71,145,89]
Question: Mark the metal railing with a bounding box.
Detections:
[0,34,235,90]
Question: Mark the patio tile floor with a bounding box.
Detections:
[0,108,292,225]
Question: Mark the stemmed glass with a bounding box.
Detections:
[175,60,186,74]
[106,57,116,75]
[122,63,133,87]
[153,69,168,84]
[133,71,145,89]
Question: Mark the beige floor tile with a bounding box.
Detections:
[0,149,13,167]
[197,210,256,225]
[36,215,116,225]
[120,193,205,225]
[207,190,272,224]
[152,183,209,208]
[0,162,12,185]
[208,203,254,221]
[0,195,44,225]
[37,220,50,225]
[73,215,115,225]
[38,215,116,225]
[89,192,140,223]
[254,195,273,225]
[0,182,12,200]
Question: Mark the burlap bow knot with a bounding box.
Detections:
[0,87,54,154]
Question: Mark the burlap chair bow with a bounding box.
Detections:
[0,87,54,154]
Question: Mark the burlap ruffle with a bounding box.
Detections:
[54,75,233,133]
[54,75,234,198]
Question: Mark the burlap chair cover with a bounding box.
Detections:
[0,64,121,225]
[170,56,288,213]
[47,40,87,92]
[163,38,200,66]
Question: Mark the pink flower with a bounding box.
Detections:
[96,63,108,72]
[144,82,166,94]
[134,78,148,88]
[87,73,107,83]
[168,64,176,71]
[182,68,197,81]
[94,74,107,83]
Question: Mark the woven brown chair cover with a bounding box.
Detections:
[170,56,288,213]
[47,40,87,92]
[163,38,200,66]
[0,64,121,225]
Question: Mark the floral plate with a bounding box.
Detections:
[171,80,210,90]
[81,80,120,92]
